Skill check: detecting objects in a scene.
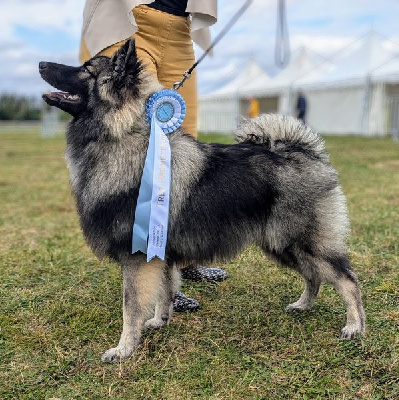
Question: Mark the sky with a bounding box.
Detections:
[1,0,399,98]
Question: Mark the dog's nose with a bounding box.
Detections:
[39,62,47,71]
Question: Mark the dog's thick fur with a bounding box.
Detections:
[39,40,365,362]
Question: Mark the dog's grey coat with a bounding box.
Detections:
[39,40,365,363]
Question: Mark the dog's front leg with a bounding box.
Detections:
[101,255,164,363]
[145,262,180,329]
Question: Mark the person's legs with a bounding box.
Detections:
[133,5,197,136]
[151,10,228,282]
[133,4,228,290]
[297,110,306,123]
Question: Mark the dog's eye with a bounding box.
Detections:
[82,66,95,76]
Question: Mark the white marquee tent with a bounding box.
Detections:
[244,46,333,117]
[198,59,271,133]
[295,31,399,134]
[199,31,399,136]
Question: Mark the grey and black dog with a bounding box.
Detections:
[39,39,365,362]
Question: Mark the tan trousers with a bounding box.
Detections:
[79,5,197,137]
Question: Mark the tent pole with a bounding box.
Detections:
[288,84,294,116]
[361,74,372,135]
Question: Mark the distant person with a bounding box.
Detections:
[247,97,260,118]
[296,91,307,123]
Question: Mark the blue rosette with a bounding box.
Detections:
[145,89,186,134]
[132,90,186,261]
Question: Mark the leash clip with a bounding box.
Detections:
[172,70,191,91]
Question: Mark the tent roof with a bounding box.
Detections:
[242,47,331,96]
[270,47,327,85]
[202,59,270,99]
[297,31,399,88]
[200,31,399,101]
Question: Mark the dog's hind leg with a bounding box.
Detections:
[285,273,321,312]
[101,255,164,363]
[145,262,180,330]
[270,245,365,338]
[266,246,321,312]
[323,255,365,339]
[296,253,365,339]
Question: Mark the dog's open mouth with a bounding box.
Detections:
[39,61,86,116]
[43,92,81,103]
[42,91,83,116]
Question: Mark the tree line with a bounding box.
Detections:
[0,93,41,120]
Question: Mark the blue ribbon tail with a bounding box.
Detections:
[146,122,171,261]
[132,89,185,262]
[132,116,156,254]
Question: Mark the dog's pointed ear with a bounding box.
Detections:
[111,39,142,88]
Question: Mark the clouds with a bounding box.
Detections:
[0,0,82,95]
[1,0,399,96]
[0,0,82,41]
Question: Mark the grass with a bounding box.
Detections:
[0,128,398,399]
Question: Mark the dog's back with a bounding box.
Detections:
[166,115,346,264]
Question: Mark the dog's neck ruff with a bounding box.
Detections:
[132,90,186,261]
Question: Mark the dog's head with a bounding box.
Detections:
[39,39,144,118]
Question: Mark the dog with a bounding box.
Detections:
[39,39,365,363]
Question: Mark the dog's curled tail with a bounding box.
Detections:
[236,114,328,160]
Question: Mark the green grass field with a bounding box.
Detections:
[0,128,398,399]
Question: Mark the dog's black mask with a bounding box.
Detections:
[39,39,142,117]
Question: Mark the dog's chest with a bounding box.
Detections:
[66,141,146,207]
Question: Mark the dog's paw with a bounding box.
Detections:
[339,324,364,340]
[144,317,167,330]
[285,302,310,313]
[101,345,133,363]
